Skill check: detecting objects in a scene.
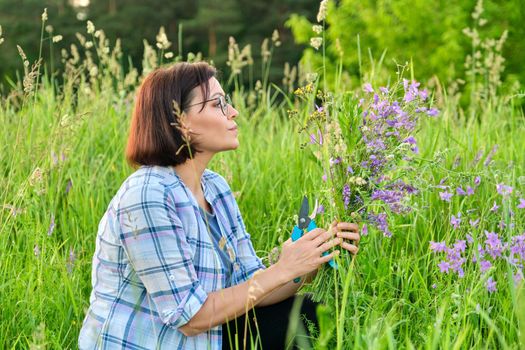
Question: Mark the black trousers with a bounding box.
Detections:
[221,294,319,350]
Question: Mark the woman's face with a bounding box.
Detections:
[184,77,239,155]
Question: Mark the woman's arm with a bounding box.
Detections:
[179,263,287,336]
[179,229,339,336]
[257,269,318,307]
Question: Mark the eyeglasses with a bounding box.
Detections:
[186,94,232,117]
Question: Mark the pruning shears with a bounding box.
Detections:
[291,195,337,283]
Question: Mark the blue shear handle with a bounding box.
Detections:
[291,225,303,283]
[291,220,336,283]
[291,226,303,242]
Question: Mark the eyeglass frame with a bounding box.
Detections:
[185,94,232,117]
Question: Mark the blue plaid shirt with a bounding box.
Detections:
[79,165,266,349]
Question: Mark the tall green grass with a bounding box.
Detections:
[1,10,524,350]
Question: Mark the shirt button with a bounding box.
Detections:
[169,274,175,281]
[233,263,240,271]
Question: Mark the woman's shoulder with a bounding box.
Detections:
[114,166,187,206]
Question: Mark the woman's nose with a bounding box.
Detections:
[228,105,239,120]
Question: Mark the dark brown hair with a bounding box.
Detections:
[126,62,216,168]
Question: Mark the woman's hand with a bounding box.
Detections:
[275,228,341,282]
[330,220,360,255]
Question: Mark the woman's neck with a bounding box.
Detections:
[172,153,213,195]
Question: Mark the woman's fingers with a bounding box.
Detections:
[313,228,337,246]
[318,249,340,263]
[341,241,359,254]
[302,227,325,240]
[317,238,342,253]
[336,231,360,243]
[337,222,360,233]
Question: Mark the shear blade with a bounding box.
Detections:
[298,196,310,229]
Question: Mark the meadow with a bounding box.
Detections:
[0,4,524,349]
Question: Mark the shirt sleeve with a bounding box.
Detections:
[231,197,266,283]
[117,183,208,329]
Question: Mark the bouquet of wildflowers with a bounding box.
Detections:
[289,75,439,302]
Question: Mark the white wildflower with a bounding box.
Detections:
[312,25,323,34]
[164,52,174,59]
[156,26,171,50]
[317,0,328,22]
[52,35,63,43]
[45,25,53,33]
[310,36,323,50]
[86,20,95,34]
[41,8,48,22]
[0,25,4,46]
[84,41,93,49]
[271,29,281,47]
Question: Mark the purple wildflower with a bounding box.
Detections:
[371,189,406,213]
[469,218,480,228]
[454,240,467,252]
[490,202,499,212]
[456,187,467,196]
[496,183,513,197]
[309,129,323,145]
[486,277,497,293]
[346,166,354,174]
[466,234,474,244]
[517,198,525,209]
[342,184,351,209]
[480,260,492,273]
[466,186,475,196]
[483,145,498,167]
[474,176,481,186]
[426,108,439,117]
[419,89,429,101]
[439,191,453,202]
[430,241,447,252]
[451,213,462,229]
[438,261,450,273]
[322,173,327,182]
[369,212,391,237]
[484,231,504,259]
[431,283,437,289]
[379,86,389,94]
[316,205,325,215]
[65,179,73,195]
[403,136,418,153]
[330,157,342,166]
[509,234,525,260]
[362,224,368,236]
[363,83,374,93]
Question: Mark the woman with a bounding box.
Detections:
[79,62,360,349]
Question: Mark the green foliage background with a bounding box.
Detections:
[286,0,525,89]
